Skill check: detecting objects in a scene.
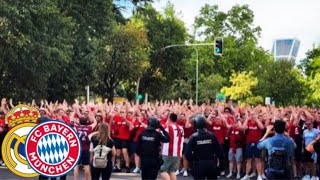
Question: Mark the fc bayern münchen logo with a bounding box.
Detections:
[25,121,81,177]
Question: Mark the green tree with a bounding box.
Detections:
[47,0,115,101]
[0,0,75,101]
[193,4,269,78]
[300,46,320,77]
[308,73,320,102]
[132,3,189,100]
[255,60,307,106]
[199,74,226,102]
[166,79,193,100]
[95,22,150,101]
[222,71,258,104]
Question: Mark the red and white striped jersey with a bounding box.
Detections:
[161,124,184,157]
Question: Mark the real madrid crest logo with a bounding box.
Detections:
[25,121,81,177]
[1,104,40,177]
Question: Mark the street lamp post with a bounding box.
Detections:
[162,43,214,105]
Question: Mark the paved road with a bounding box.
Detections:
[0,166,195,180]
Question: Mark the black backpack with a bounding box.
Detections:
[268,139,288,173]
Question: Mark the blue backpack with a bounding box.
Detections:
[268,139,288,173]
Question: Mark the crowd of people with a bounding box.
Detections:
[1,97,320,180]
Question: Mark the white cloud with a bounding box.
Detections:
[153,0,320,62]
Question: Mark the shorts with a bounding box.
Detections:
[114,138,129,149]
[78,150,90,165]
[159,155,180,173]
[294,143,302,161]
[228,148,243,162]
[245,143,261,159]
[303,150,317,163]
[130,142,138,154]
[182,143,187,155]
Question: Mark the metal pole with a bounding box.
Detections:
[136,77,140,101]
[192,47,199,106]
[85,85,90,103]
[161,43,214,105]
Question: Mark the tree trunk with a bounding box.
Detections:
[106,87,114,103]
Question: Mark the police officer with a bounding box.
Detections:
[186,115,223,180]
[136,116,170,180]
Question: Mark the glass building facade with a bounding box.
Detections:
[272,38,300,63]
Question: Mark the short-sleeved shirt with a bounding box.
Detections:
[257,134,295,163]
[0,119,6,134]
[90,137,114,160]
[76,125,92,151]
[303,128,319,147]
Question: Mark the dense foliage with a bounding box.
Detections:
[0,1,319,106]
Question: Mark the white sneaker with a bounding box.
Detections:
[180,168,185,174]
[183,170,188,177]
[261,174,267,179]
[257,175,263,180]
[241,175,250,180]
[249,172,257,178]
[311,176,317,180]
[303,175,311,180]
[221,171,225,176]
[175,170,180,175]
[237,174,241,179]
[132,167,140,173]
[226,173,233,178]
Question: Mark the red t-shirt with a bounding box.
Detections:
[288,122,301,142]
[160,117,167,126]
[62,115,70,125]
[76,125,92,151]
[132,119,147,142]
[246,120,262,144]
[229,126,244,153]
[110,114,121,138]
[177,120,194,139]
[0,119,6,134]
[206,121,214,133]
[212,120,225,145]
[224,116,236,138]
[117,116,132,140]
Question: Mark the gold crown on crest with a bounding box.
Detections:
[5,103,40,127]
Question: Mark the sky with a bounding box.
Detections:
[116,0,320,63]
[151,0,320,63]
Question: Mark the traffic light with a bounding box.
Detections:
[214,37,223,56]
[137,94,143,100]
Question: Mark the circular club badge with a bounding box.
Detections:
[1,123,38,177]
[25,121,81,177]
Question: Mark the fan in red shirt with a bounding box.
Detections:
[74,114,97,180]
[206,109,230,176]
[160,109,170,126]
[0,111,7,164]
[176,113,193,177]
[226,120,244,179]
[241,112,265,180]
[130,111,147,173]
[113,109,132,173]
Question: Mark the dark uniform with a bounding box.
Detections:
[186,115,223,180]
[136,117,170,180]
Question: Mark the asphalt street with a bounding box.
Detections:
[0,166,196,180]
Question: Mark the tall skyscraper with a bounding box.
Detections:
[272,38,300,63]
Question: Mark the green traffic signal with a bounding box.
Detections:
[214,37,223,56]
[138,94,143,100]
